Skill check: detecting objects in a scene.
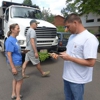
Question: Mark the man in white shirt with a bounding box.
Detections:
[60,13,99,100]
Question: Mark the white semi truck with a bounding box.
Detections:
[0,1,58,53]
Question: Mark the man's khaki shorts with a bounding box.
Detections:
[25,51,40,65]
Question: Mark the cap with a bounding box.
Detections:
[30,19,40,25]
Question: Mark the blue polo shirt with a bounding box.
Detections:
[5,36,22,66]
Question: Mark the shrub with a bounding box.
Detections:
[57,26,65,32]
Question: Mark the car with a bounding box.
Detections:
[57,32,71,52]
[95,33,100,36]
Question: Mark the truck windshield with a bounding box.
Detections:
[11,7,42,19]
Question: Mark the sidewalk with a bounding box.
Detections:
[97,53,100,62]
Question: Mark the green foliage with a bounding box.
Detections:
[42,8,55,23]
[61,0,100,17]
[32,4,40,9]
[23,0,33,6]
[57,26,65,32]
[88,30,95,34]
[47,14,55,23]
[61,0,78,17]
[38,52,50,62]
[61,3,77,17]
[22,0,39,9]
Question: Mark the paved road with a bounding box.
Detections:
[0,52,100,100]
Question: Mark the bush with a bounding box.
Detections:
[88,30,95,34]
[38,52,50,62]
[57,26,65,32]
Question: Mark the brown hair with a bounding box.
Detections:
[64,13,82,23]
[7,23,18,37]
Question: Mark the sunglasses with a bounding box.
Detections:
[64,26,70,29]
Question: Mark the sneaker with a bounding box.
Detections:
[42,71,50,77]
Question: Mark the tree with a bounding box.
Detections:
[61,0,77,17]
[76,0,100,15]
[23,0,33,6]
[33,4,40,9]
[61,3,77,17]
[23,0,39,9]
[61,0,100,17]
[42,8,55,23]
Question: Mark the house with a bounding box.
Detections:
[53,14,100,33]
[53,15,65,27]
[81,13,100,33]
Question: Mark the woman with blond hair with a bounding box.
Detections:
[5,23,23,100]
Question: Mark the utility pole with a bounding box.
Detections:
[11,0,12,2]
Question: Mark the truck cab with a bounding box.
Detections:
[0,1,58,53]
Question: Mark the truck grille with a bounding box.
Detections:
[37,40,53,43]
[25,27,57,38]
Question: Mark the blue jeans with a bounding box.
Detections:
[64,80,84,100]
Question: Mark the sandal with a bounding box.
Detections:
[11,96,16,99]
[11,95,23,99]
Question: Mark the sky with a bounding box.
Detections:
[0,0,66,15]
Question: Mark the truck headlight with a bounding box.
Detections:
[54,36,58,43]
[56,36,58,39]
[18,40,24,45]
[55,39,58,43]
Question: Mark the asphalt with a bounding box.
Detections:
[97,53,100,62]
[0,52,100,100]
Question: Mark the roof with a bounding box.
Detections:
[55,15,65,19]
